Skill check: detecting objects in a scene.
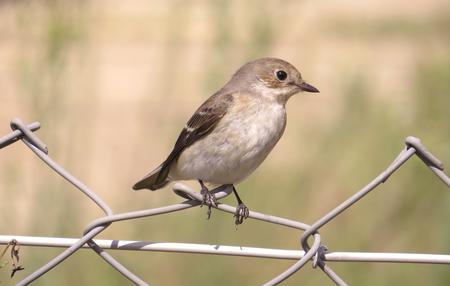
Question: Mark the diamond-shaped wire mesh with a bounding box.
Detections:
[0,118,449,285]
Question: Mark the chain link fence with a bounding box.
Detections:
[0,118,449,285]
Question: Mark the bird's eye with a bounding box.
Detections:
[275,70,288,81]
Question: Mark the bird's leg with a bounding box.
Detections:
[199,180,217,219]
[232,185,249,225]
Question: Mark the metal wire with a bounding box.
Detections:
[0,118,449,285]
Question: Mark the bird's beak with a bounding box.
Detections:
[297,81,319,93]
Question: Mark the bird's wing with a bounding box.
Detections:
[164,91,233,167]
[173,92,233,152]
[133,91,234,190]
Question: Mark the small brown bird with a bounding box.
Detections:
[133,58,319,224]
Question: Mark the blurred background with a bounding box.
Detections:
[0,0,449,285]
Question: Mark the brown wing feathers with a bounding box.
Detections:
[132,92,233,191]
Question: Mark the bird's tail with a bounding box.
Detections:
[133,163,170,191]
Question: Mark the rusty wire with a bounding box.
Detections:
[0,118,449,285]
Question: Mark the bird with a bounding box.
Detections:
[133,57,319,225]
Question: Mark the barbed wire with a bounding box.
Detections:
[0,118,449,285]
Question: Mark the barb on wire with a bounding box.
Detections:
[406,136,449,186]
[0,118,449,286]
[0,121,40,149]
[10,118,48,154]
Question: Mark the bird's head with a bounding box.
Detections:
[229,57,319,103]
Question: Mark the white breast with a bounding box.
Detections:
[170,94,287,185]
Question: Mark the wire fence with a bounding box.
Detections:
[0,118,449,285]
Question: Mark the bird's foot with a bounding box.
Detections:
[234,203,249,225]
[200,186,217,219]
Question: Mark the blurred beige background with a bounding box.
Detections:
[0,0,449,285]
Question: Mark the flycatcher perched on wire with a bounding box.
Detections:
[133,58,319,225]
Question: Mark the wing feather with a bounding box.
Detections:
[133,91,233,190]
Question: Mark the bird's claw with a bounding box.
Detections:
[234,203,249,225]
[200,188,217,219]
